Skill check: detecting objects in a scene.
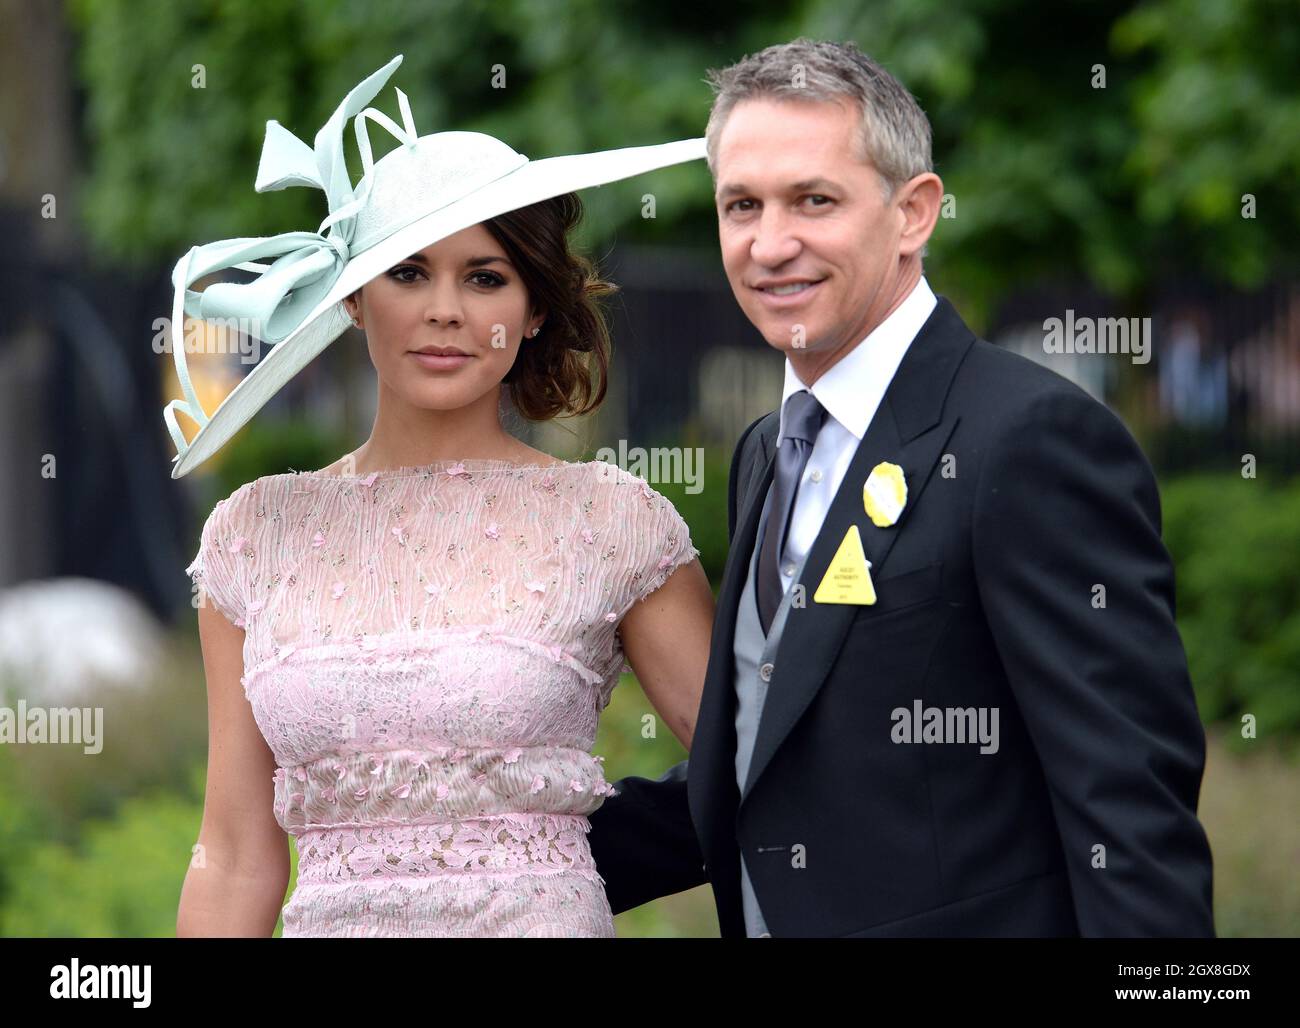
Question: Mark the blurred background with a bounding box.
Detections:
[0,0,1296,938]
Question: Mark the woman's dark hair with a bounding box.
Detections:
[482,192,615,420]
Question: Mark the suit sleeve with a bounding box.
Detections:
[588,760,705,913]
[589,423,763,912]
[971,387,1214,936]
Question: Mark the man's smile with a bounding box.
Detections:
[753,277,827,307]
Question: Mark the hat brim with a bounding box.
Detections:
[170,136,706,479]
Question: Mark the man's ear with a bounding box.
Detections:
[897,172,944,259]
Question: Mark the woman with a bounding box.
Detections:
[172,56,714,936]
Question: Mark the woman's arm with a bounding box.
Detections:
[176,601,290,937]
[616,556,714,750]
[589,557,715,911]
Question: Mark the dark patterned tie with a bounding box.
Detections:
[756,389,827,635]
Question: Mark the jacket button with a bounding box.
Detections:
[758,931,772,938]
[759,662,773,682]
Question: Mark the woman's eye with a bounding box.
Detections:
[386,267,505,287]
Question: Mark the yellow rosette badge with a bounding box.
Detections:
[863,461,907,527]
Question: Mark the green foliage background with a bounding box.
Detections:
[67,0,1300,322]
[1161,473,1300,744]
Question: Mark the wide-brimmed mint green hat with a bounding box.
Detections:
[163,53,705,479]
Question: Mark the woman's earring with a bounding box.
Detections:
[530,327,540,337]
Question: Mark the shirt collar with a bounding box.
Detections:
[778,275,937,444]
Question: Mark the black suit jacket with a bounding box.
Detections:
[587,296,1215,937]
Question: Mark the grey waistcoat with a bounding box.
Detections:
[732,484,809,937]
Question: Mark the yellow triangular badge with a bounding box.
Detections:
[812,524,876,605]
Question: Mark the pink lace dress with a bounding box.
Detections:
[185,458,698,937]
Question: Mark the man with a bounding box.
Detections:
[588,38,1214,937]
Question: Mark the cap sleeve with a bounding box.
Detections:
[580,466,703,710]
[185,489,249,627]
[614,476,701,618]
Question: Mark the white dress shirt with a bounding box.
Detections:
[772,275,937,590]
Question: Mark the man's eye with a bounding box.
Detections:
[806,195,832,207]
[725,199,755,214]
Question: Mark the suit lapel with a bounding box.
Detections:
[739,296,976,803]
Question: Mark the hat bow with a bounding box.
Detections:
[164,55,415,461]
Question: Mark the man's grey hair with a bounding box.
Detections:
[704,38,934,202]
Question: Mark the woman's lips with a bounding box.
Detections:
[409,351,472,371]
